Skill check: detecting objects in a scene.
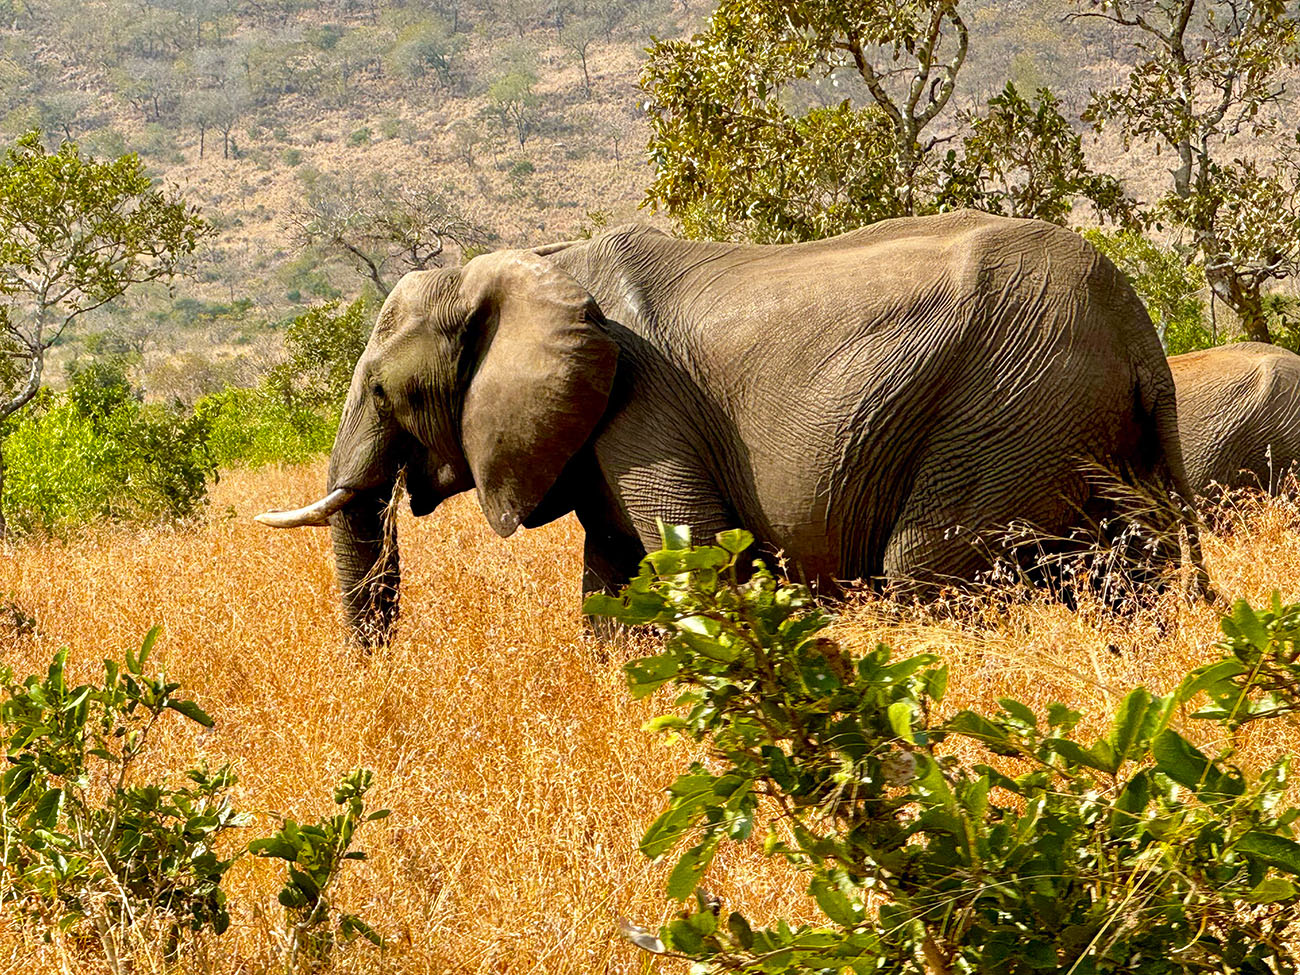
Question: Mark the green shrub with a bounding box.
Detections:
[1265,294,1300,352]
[1,363,217,534]
[1082,229,1212,353]
[0,629,241,963]
[0,632,388,971]
[347,127,371,146]
[597,527,1300,974]
[196,387,338,469]
[192,297,367,469]
[251,769,388,969]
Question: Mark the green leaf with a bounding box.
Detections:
[625,655,679,699]
[139,625,160,667]
[810,877,862,927]
[1178,658,1247,705]
[924,663,949,703]
[248,837,300,861]
[166,698,214,728]
[715,529,754,555]
[1044,738,1115,774]
[727,911,754,950]
[1246,876,1297,903]
[642,803,698,859]
[998,697,1037,728]
[666,843,713,901]
[1227,600,1270,651]
[1239,831,1300,876]
[1152,729,1242,799]
[657,520,691,551]
[27,787,62,831]
[887,701,913,742]
[1108,687,1155,768]
[948,711,1017,755]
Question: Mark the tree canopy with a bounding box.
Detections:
[1078,0,1300,343]
[641,0,1126,242]
[0,131,207,533]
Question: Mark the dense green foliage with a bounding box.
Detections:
[196,296,369,468]
[937,84,1129,226]
[1,363,216,534]
[641,1,1123,242]
[0,631,387,972]
[596,528,1300,974]
[1082,229,1212,354]
[0,130,208,533]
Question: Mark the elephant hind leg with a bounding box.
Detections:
[880,500,1005,599]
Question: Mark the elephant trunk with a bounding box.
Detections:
[330,487,401,648]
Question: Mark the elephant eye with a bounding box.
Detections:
[372,383,386,400]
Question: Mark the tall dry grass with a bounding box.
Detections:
[1,462,1299,973]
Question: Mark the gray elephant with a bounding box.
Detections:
[1169,341,1300,494]
[258,210,1201,642]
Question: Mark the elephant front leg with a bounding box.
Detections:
[581,528,647,641]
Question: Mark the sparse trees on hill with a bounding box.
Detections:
[1077,0,1300,343]
[560,15,601,97]
[484,66,541,148]
[290,173,494,296]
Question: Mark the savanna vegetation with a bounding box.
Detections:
[3,0,1300,971]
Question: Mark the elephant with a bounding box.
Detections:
[1169,341,1300,495]
[257,210,1202,643]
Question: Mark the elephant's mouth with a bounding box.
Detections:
[409,491,437,517]
[404,464,441,517]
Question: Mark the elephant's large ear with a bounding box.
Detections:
[458,250,618,537]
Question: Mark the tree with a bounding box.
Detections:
[937,83,1131,226]
[559,16,601,97]
[1077,0,1300,342]
[643,0,969,240]
[484,67,541,148]
[0,132,208,536]
[290,173,495,296]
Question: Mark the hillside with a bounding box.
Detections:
[4,0,1297,390]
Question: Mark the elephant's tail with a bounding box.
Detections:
[1130,360,1212,599]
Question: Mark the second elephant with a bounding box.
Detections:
[1170,341,1300,494]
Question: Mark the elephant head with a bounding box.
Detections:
[256,250,619,644]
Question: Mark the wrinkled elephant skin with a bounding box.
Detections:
[1170,341,1300,495]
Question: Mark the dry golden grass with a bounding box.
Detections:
[1,462,1299,973]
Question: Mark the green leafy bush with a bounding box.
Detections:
[0,629,241,965]
[1,363,216,534]
[196,387,338,469]
[1082,229,1212,354]
[195,297,368,469]
[0,634,389,972]
[595,527,1300,974]
[251,768,389,970]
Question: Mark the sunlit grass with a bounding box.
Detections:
[0,461,1297,972]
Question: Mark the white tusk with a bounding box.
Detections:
[255,488,357,528]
